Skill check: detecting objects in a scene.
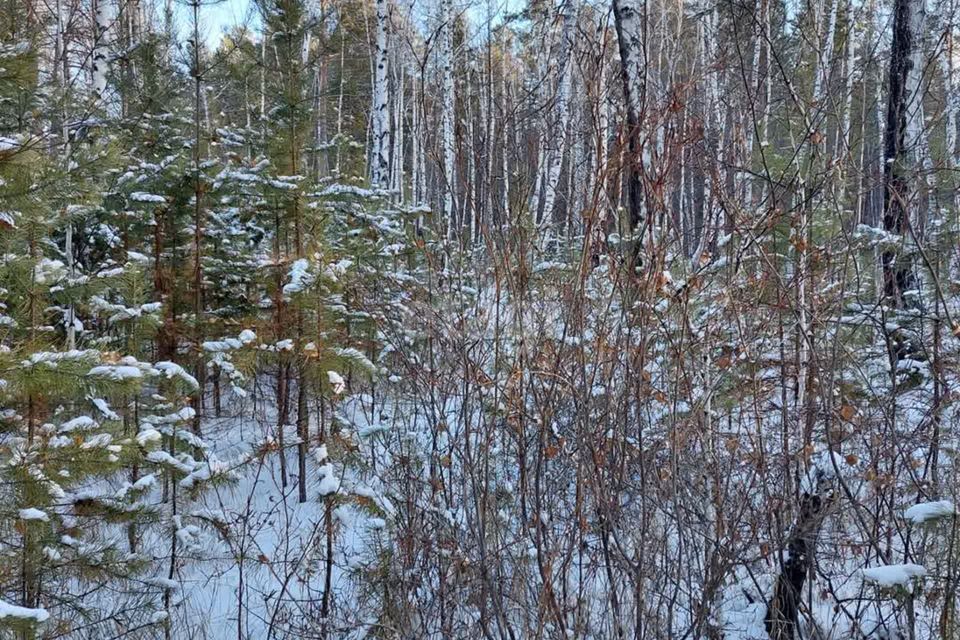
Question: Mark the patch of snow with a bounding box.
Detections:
[137,428,162,446]
[283,258,315,295]
[18,508,49,522]
[130,192,166,203]
[88,365,143,381]
[328,371,345,395]
[905,500,955,524]
[0,599,50,623]
[154,361,200,390]
[59,416,97,433]
[862,563,926,587]
[318,463,339,496]
[90,397,121,421]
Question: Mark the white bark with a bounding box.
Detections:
[903,0,929,225]
[411,76,423,204]
[465,65,477,243]
[92,0,111,100]
[903,0,926,160]
[441,0,457,238]
[261,38,267,121]
[693,15,719,266]
[391,58,404,202]
[58,0,76,349]
[839,0,856,156]
[744,0,763,208]
[612,0,648,245]
[371,0,391,188]
[940,0,959,217]
[614,0,645,122]
[538,0,578,240]
[500,51,511,227]
[301,31,311,68]
[942,9,958,168]
[812,0,838,105]
[335,27,346,174]
[873,0,884,228]
[481,58,494,240]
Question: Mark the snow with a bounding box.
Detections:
[91,296,163,324]
[33,258,65,284]
[203,338,244,352]
[142,407,195,426]
[59,416,97,432]
[283,258,315,295]
[799,450,848,495]
[862,563,927,587]
[333,347,377,375]
[324,258,353,280]
[153,361,200,390]
[180,458,230,489]
[144,577,179,592]
[90,397,121,421]
[314,444,329,462]
[317,184,383,198]
[905,500,955,524]
[127,396,389,638]
[318,462,339,496]
[133,474,157,491]
[358,421,389,438]
[146,451,194,474]
[88,364,143,380]
[533,261,567,273]
[115,474,157,499]
[0,210,18,227]
[328,370,345,395]
[0,136,20,152]
[18,508,49,522]
[136,428,162,446]
[19,350,99,368]
[266,178,300,190]
[80,433,113,449]
[0,599,50,623]
[130,192,167,203]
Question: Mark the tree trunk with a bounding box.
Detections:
[881,0,924,307]
[765,491,829,639]
[370,0,391,188]
[612,0,646,266]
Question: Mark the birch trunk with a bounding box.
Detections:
[538,0,577,243]
[441,0,457,238]
[92,0,111,100]
[612,0,646,260]
[881,0,925,306]
[370,0,391,188]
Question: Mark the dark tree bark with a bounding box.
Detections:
[765,491,829,639]
[881,0,923,307]
[611,0,646,266]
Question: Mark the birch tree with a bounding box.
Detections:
[882,0,926,307]
[537,0,578,245]
[611,0,645,262]
[371,0,391,188]
[440,0,457,238]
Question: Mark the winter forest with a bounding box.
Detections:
[1,0,959,635]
